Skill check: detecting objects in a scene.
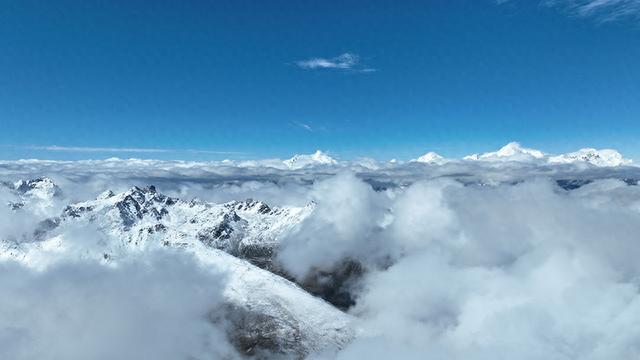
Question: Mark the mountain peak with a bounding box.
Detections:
[13,177,61,200]
[549,148,632,167]
[464,142,545,161]
[283,150,337,169]
[412,151,447,164]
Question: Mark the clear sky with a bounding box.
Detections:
[1,0,639,161]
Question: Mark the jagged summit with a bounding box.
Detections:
[21,185,313,263]
[283,150,337,169]
[464,142,545,162]
[2,177,63,214]
[1,183,348,356]
[14,177,61,199]
[549,148,632,167]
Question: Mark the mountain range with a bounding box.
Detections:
[0,178,353,358]
[412,142,632,167]
[225,143,634,168]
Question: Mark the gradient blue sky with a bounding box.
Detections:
[1,0,639,160]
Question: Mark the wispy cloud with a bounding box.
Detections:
[502,0,640,22]
[549,0,640,21]
[34,145,171,153]
[185,149,244,155]
[292,121,314,132]
[291,121,330,133]
[2,145,243,155]
[295,53,376,73]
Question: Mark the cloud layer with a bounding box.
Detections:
[2,156,640,359]
[279,174,640,359]
[0,251,237,360]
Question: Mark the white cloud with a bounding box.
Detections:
[34,145,172,153]
[296,53,377,73]
[4,145,242,156]
[502,0,640,21]
[277,171,390,277]
[3,152,640,358]
[298,176,640,359]
[555,0,640,21]
[0,251,237,360]
[293,121,315,132]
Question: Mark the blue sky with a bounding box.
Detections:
[1,0,639,161]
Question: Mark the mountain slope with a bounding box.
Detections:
[2,177,62,214]
[0,181,353,357]
[20,185,312,263]
[464,142,545,162]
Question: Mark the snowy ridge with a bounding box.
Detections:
[2,176,62,214]
[463,142,545,162]
[456,142,632,167]
[0,181,353,357]
[25,185,315,262]
[220,150,339,169]
[14,177,61,199]
[548,148,632,167]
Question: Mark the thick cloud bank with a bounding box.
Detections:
[1,155,640,359]
[281,175,640,359]
[0,252,237,360]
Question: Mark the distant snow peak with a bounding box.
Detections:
[495,142,545,158]
[283,150,337,169]
[549,148,632,167]
[460,142,632,167]
[412,151,447,165]
[464,142,545,162]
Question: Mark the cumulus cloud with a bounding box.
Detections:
[277,172,391,277]
[0,251,237,360]
[292,176,640,359]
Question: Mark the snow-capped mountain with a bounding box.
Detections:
[13,177,62,199]
[549,148,632,167]
[459,142,633,167]
[228,150,338,169]
[68,186,308,253]
[2,176,62,214]
[283,150,337,169]
[464,142,545,162]
[0,180,353,357]
[411,151,447,165]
